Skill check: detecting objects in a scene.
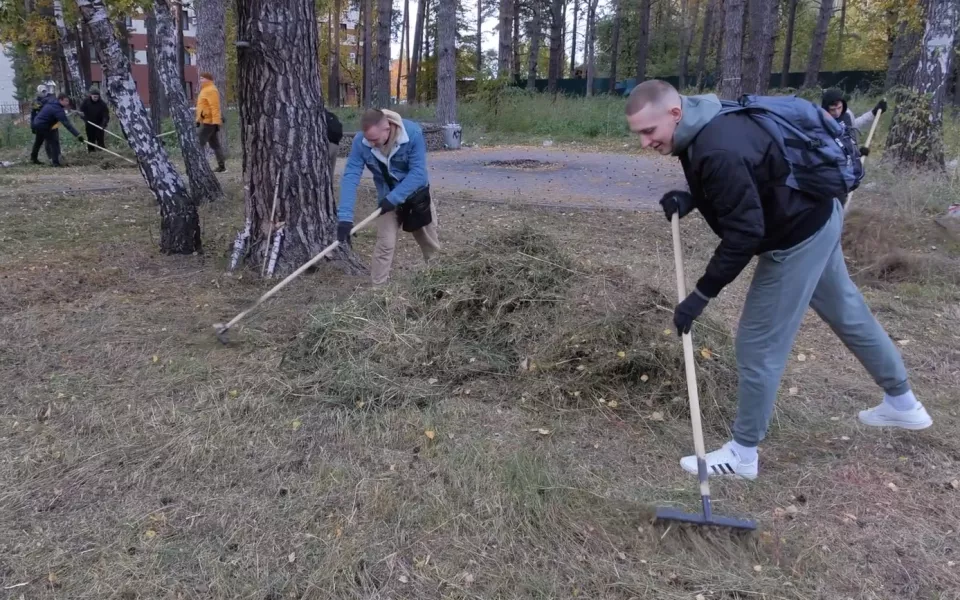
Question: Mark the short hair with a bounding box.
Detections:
[360,108,386,130]
[57,93,70,101]
[199,72,214,81]
[625,79,680,116]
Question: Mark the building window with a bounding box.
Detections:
[181,10,190,30]
[340,23,347,30]
[187,81,194,99]
[124,16,133,27]
[184,51,193,66]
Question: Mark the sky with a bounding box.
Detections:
[0,47,16,108]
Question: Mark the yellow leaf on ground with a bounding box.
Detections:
[424,430,436,440]
[640,374,649,382]
[607,401,619,408]
[789,387,799,395]
[663,329,672,336]
[144,529,157,540]
[616,351,626,358]
[650,411,664,422]
[700,348,713,359]
[292,419,302,431]
[753,565,762,572]
[229,389,239,398]
[797,354,807,362]
[152,355,159,363]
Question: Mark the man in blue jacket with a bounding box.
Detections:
[32,93,85,167]
[337,108,440,285]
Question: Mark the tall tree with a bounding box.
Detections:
[235,0,354,273]
[397,0,408,100]
[718,0,744,99]
[837,0,847,59]
[155,0,223,204]
[329,0,342,106]
[145,10,167,132]
[197,0,229,153]
[74,0,201,255]
[756,0,777,94]
[635,0,651,82]
[547,0,564,91]
[498,0,512,77]
[476,0,483,72]
[695,0,716,90]
[742,0,777,93]
[408,0,426,101]
[780,0,798,87]
[53,0,85,97]
[437,0,457,124]
[526,2,542,89]
[569,0,578,74]
[375,0,391,106]
[678,0,698,90]
[362,0,372,106]
[512,0,521,80]
[803,0,834,89]
[885,16,922,91]
[741,0,762,94]
[584,0,598,96]
[607,0,621,92]
[885,0,958,170]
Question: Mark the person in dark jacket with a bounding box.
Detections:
[624,79,931,481]
[29,85,57,165]
[79,86,110,152]
[324,108,344,180]
[821,88,886,144]
[32,93,85,167]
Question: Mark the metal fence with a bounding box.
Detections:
[0,103,24,116]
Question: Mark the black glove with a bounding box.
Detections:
[77,135,85,144]
[674,289,710,336]
[859,146,870,157]
[659,190,695,222]
[337,221,353,245]
[378,197,396,213]
[873,100,887,115]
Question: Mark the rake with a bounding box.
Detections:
[653,213,757,532]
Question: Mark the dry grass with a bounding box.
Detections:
[1,161,959,600]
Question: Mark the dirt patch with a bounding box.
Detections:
[483,158,560,171]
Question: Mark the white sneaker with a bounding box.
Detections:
[859,401,932,430]
[680,441,759,481]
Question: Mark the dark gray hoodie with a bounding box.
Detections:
[672,94,722,156]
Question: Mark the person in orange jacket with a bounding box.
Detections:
[195,72,226,173]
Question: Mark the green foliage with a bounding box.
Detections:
[884,86,947,170]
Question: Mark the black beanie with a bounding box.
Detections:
[821,88,847,113]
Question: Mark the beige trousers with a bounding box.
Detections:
[371,200,441,285]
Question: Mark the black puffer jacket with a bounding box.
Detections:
[679,109,833,298]
[79,96,110,127]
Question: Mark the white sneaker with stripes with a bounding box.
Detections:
[680,441,758,481]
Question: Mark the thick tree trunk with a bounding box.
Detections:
[719,0,744,99]
[743,0,776,93]
[145,11,167,132]
[608,0,621,93]
[885,19,922,91]
[437,0,457,124]
[362,0,373,106]
[780,0,798,88]
[498,0,513,77]
[155,0,223,204]
[803,0,834,89]
[635,0,651,81]
[330,0,342,106]
[695,0,716,90]
[53,0,85,97]
[527,6,542,89]
[570,0,578,74]
[197,0,229,154]
[678,0,697,90]
[512,0,521,81]
[236,0,355,274]
[757,0,778,93]
[547,0,564,91]
[408,0,426,101]
[375,0,392,106]
[741,0,761,94]
[584,0,598,96]
[75,0,201,255]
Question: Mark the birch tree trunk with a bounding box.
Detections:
[53,0,86,97]
[718,0,744,99]
[803,0,834,89]
[436,0,457,124]
[695,0,716,90]
[885,0,958,170]
[155,0,223,204]
[375,0,392,106]
[607,0,620,93]
[635,0,651,82]
[74,0,201,255]
[547,0,564,91]
[236,0,359,274]
[498,0,513,77]
[197,0,229,154]
[408,0,425,101]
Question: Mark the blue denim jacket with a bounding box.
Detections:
[337,119,429,222]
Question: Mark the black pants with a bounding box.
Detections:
[85,124,105,152]
[198,124,226,167]
[32,128,61,165]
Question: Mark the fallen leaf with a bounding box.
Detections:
[840,436,850,441]
[428,378,438,385]
[531,428,551,435]
[649,411,665,422]
[898,339,911,346]
[229,390,239,398]
[152,355,159,363]
[617,551,626,561]
[887,482,899,492]
[700,347,713,359]
[696,595,706,600]
[607,401,619,408]
[37,404,51,423]
[398,575,409,584]
[144,529,157,540]
[950,479,959,490]
[753,565,762,572]
[288,552,296,563]
[640,374,649,382]
[464,572,475,584]
[663,329,672,336]
[48,572,57,585]
[785,505,799,517]
[788,387,799,395]
[424,430,436,440]
[291,419,302,431]
[616,351,626,358]
[797,354,807,362]
[949,561,956,568]
[576,365,585,371]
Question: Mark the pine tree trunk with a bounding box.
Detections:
[756,0,777,94]
[398,0,408,100]
[236,0,357,274]
[838,0,846,59]
[780,0,798,87]
[512,0,521,81]
[548,0,564,91]
[803,0,834,89]
[570,0,578,74]
[527,7,542,89]
[695,0,716,90]
[741,0,761,94]
[146,11,167,132]
[885,19,922,91]
[155,0,223,204]
[719,0,744,99]
[635,0,651,81]
[585,0,598,96]
[477,0,483,73]
[714,0,724,82]
[53,0,86,97]
[375,0,392,106]
[75,0,201,255]
[408,0,425,101]
[330,0,342,106]
[437,0,457,124]
[498,0,513,77]
[678,0,697,90]
[608,0,620,93]
[362,0,373,106]
[197,0,229,154]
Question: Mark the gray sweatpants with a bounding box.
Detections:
[732,198,911,447]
